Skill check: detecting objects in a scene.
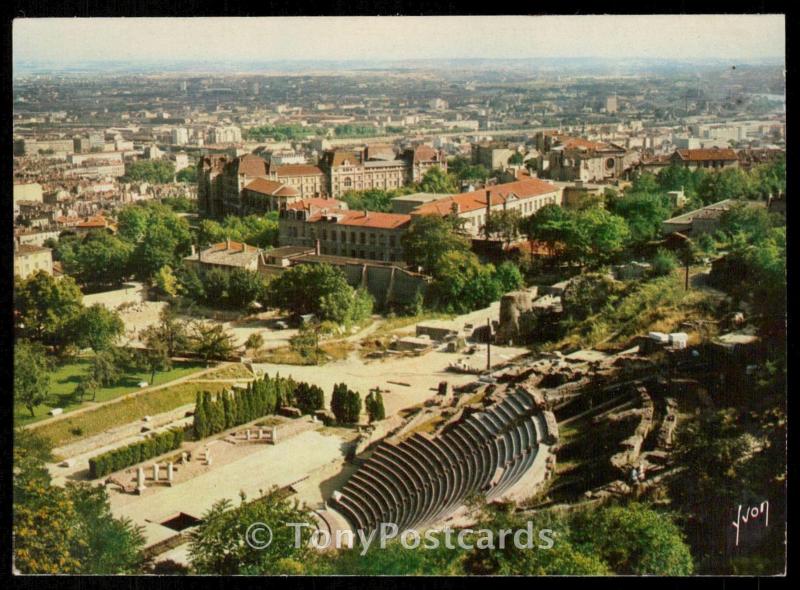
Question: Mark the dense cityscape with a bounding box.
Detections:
[12,16,786,577]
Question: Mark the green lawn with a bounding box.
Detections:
[33,381,231,450]
[15,359,206,426]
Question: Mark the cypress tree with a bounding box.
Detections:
[222,391,234,429]
[374,391,385,421]
[208,391,225,434]
[194,391,207,439]
[346,389,362,424]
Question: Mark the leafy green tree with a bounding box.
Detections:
[201,267,230,305]
[14,340,51,417]
[175,165,197,183]
[73,304,124,353]
[419,165,458,193]
[709,226,785,333]
[562,207,630,267]
[751,155,785,199]
[609,193,672,245]
[196,219,227,248]
[132,221,183,281]
[330,534,466,575]
[175,265,205,299]
[15,271,85,351]
[153,305,189,357]
[63,231,132,289]
[67,483,146,573]
[656,164,706,197]
[189,321,237,366]
[571,503,694,575]
[227,268,266,308]
[289,322,322,363]
[244,333,264,354]
[268,263,366,324]
[14,469,85,573]
[453,162,490,182]
[697,167,757,204]
[319,286,374,327]
[116,206,151,243]
[629,171,660,194]
[464,504,609,575]
[494,261,524,293]
[719,203,775,242]
[520,203,572,259]
[74,377,100,403]
[508,152,524,165]
[188,491,315,574]
[198,214,278,249]
[428,251,503,313]
[334,124,380,138]
[13,430,145,573]
[401,214,471,272]
[89,350,122,390]
[161,195,197,212]
[123,159,176,184]
[123,203,192,280]
[485,209,522,244]
[153,265,179,298]
[339,188,409,213]
[139,325,173,384]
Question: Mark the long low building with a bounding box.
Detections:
[279,199,410,263]
[184,240,428,307]
[661,199,764,236]
[410,177,563,237]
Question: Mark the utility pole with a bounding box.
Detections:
[685,261,690,291]
[486,318,492,372]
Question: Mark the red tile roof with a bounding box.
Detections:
[207,240,260,254]
[234,154,268,177]
[15,244,51,256]
[412,145,441,163]
[285,197,345,211]
[412,178,560,216]
[76,215,114,229]
[330,150,362,167]
[275,185,300,197]
[674,148,738,162]
[309,209,411,230]
[274,164,325,177]
[245,177,285,195]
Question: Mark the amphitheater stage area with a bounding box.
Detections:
[109,428,348,550]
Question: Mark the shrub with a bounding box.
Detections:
[650,248,678,277]
[88,428,184,478]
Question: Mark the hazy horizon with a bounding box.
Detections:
[13,15,786,72]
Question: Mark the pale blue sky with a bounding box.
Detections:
[13,15,785,65]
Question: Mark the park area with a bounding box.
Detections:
[15,357,206,426]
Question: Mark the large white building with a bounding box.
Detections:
[208,126,242,144]
[171,127,189,145]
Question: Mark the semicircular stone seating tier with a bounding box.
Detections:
[330,388,547,534]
